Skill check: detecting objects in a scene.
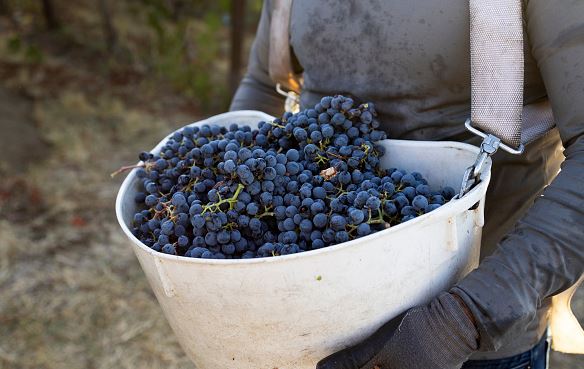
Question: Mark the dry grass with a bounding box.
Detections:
[0,66,198,369]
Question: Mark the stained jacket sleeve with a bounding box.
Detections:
[229,0,286,117]
[452,0,584,351]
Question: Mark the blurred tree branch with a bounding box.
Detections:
[165,0,185,21]
[41,0,60,30]
[229,0,246,95]
[0,0,20,29]
[0,0,8,15]
[98,0,118,52]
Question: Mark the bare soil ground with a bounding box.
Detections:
[0,45,581,369]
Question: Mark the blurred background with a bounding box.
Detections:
[0,1,581,368]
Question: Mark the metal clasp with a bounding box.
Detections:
[459,119,525,198]
[459,134,500,197]
[276,83,300,113]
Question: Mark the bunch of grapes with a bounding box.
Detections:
[126,95,456,259]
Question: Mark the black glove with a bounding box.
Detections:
[316,292,479,369]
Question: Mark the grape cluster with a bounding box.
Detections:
[128,95,456,259]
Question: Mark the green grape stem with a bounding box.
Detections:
[258,212,275,219]
[367,207,387,225]
[268,121,285,129]
[315,153,329,165]
[201,184,245,214]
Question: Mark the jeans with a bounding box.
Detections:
[461,333,550,369]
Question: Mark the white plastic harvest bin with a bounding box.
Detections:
[115,111,492,369]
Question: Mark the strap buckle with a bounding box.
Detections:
[459,118,525,198]
[276,83,300,113]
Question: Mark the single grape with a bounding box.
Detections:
[412,195,429,211]
[313,213,328,228]
[249,218,262,232]
[161,220,174,235]
[365,196,381,210]
[299,219,313,233]
[349,209,365,224]
[357,223,371,236]
[401,206,417,217]
[441,186,456,200]
[312,186,327,199]
[162,243,176,255]
[330,215,347,231]
[335,231,350,243]
[430,194,445,205]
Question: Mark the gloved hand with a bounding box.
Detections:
[316,292,479,369]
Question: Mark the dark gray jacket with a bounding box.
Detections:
[230,0,584,360]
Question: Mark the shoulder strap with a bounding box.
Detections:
[469,0,554,150]
[268,0,302,94]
